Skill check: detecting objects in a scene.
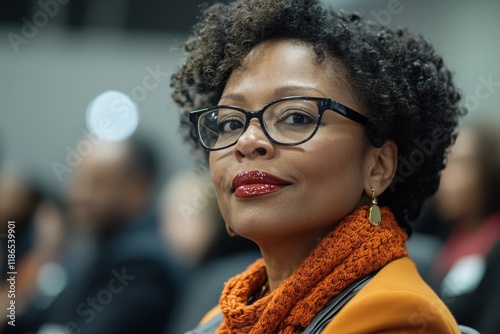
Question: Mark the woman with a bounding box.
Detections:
[171,0,466,332]
[432,125,500,334]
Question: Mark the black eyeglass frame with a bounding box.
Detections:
[188,96,368,151]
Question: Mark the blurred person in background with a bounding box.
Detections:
[17,135,178,334]
[0,170,43,280]
[431,124,500,334]
[0,170,67,331]
[160,170,223,268]
[160,170,260,333]
[405,201,450,281]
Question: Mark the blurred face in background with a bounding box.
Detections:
[65,142,131,235]
[160,172,220,266]
[0,173,38,233]
[436,129,484,224]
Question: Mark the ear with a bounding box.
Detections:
[364,140,398,197]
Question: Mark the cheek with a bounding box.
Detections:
[300,136,366,190]
[209,152,229,212]
[293,136,367,220]
[209,153,222,192]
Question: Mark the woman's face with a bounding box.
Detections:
[436,129,483,223]
[209,39,373,244]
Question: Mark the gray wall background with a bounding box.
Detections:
[1,0,499,196]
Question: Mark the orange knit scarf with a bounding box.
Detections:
[216,206,408,334]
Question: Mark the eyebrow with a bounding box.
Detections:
[219,92,245,102]
[274,85,326,97]
[219,85,327,102]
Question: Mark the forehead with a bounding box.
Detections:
[222,39,363,112]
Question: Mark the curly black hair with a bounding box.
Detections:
[171,0,466,232]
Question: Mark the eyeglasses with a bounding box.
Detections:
[189,96,367,151]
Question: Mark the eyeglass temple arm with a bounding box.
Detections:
[329,100,368,125]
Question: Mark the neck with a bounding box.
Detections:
[258,228,331,292]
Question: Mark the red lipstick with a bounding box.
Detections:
[232,170,291,198]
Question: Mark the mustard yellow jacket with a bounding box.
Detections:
[200,257,460,333]
[322,257,460,333]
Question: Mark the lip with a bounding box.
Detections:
[231,170,291,198]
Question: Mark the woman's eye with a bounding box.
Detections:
[279,111,315,125]
[218,119,244,133]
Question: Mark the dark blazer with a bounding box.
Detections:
[31,213,178,334]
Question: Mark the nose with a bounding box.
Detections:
[233,121,276,161]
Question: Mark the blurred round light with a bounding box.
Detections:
[86,90,140,141]
[37,262,68,297]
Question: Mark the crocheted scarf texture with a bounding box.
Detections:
[216,205,408,334]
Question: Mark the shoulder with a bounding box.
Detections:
[323,257,461,334]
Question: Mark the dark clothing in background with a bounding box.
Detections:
[443,241,500,334]
[430,213,500,334]
[10,213,178,334]
[165,251,260,334]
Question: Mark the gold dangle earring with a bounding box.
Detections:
[225,222,236,237]
[369,187,381,226]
